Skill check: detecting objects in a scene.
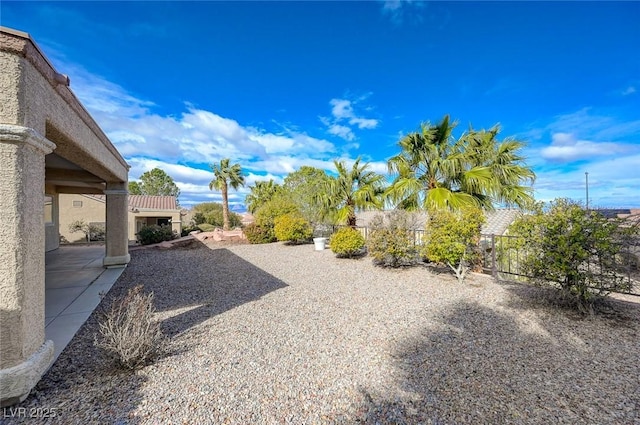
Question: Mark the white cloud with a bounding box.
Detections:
[540,132,632,162]
[48,60,373,208]
[321,97,379,141]
[380,0,427,25]
[327,124,355,141]
[533,154,640,207]
[622,86,636,96]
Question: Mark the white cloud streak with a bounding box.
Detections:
[320,97,379,141]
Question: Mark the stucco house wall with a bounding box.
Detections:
[59,194,182,242]
[1,27,130,406]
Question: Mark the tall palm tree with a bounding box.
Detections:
[209,158,245,230]
[245,179,281,214]
[387,115,535,211]
[320,157,385,227]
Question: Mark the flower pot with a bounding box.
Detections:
[313,237,327,251]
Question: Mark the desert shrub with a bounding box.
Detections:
[137,224,176,245]
[255,196,299,227]
[94,285,165,370]
[508,198,636,313]
[253,195,300,242]
[192,202,242,228]
[368,211,420,267]
[274,213,313,244]
[244,222,276,244]
[68,220,105,242]
[330,227,366,258]
[197,223,216,232]
[181,224,200,237]
[422,206,484,283]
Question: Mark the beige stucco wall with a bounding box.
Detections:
[0,128,54,369]
[59,194,182,242]
[58,194,107,243]
[44,191,59,252]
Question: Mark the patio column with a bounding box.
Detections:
[0,125,55,406]
[103,182,130,267]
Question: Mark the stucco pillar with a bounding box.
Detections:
[0,125,55,406]
[103,183,130,267]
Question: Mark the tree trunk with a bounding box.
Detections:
[222,184,230,231]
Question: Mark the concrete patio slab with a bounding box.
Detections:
[45,244,126,365]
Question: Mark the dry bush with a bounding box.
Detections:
[94,285,166,370]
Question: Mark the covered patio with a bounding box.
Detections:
[44,245,124,363]
[1,27,130,406]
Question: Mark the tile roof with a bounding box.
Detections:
[84,194,179,211]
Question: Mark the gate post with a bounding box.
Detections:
[491,234,497,278]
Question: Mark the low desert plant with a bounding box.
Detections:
[244,222,276,244]
[274,213,313,244]
[68,220,105,242]
[330,227,365,258]
[197,223,216,233]
[368,211,420,267]
[137,224,176,245]
[94,285,165,370]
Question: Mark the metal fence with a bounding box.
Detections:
[480,233,640,296]
[331,225,425,246]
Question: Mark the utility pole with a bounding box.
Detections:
[585,172,589,210]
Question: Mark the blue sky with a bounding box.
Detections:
[3,1,639,209]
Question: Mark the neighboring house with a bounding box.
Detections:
[59,194,182,243]
[1,28,130,406]
[240,212,255,227]
[355,209,521,235]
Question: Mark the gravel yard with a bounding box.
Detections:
[5,241,639,424]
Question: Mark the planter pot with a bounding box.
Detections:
[313,237,327,251]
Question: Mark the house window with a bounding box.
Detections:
[73,200,83,208]
[44,195,53,225]
[157,218,170,227]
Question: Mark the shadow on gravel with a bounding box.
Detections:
[354,299,640,424]
[152,241,288,339]
[3,240,288,425]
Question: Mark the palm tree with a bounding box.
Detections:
[209,158,245,230]
[320,157,385,227]
[245,179,281,214]
[387,115,535,211]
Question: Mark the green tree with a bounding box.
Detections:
[507,199,636,313]
[191,202,242,229]
[319,157,385,227]
[130,168,181,199]
[128,181,142,195]
[245,179,282,214]
[283,166,331,224]
[387,115,535,211]
[209,158,245,230]
[254,194,300,236]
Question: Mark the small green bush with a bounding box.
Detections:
[197,223,216,232]
[368,211,419,267]
[330,227,365,258]
[422,206,484,283]
[274,213,313,244]
[137,224,176,245]
[508,198,637,313]
[244,223,276,244]
[181,225,199,237]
